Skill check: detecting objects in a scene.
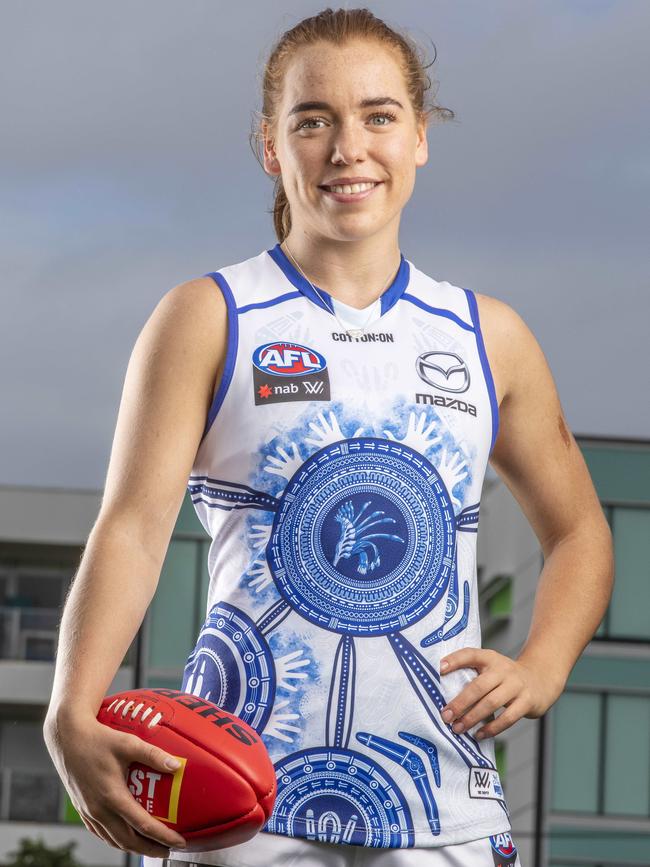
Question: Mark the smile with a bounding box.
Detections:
[318,182,382,202]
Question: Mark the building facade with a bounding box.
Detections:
[480,436,650,867]
[0,435,647,866]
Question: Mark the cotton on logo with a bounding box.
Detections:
[128,767,163,813]
[252,342,327,377]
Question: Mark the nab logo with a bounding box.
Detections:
[252,342,327,377]
[252,341,331,406]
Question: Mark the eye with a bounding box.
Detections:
[296,116,326,130]
[296,110,398,131]
[368,111,398,125]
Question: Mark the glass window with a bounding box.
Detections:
[551,692,601,813]
[552,691,650,820]
[9,771,60,822]
[147,539,199,672]
[604,694,650,816]
[608,507,650,639]
[17,572,65,608]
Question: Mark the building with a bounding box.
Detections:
[480,436,650,867]
[0,435,647,866]
[0,485,209,866]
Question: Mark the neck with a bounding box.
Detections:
[281,231,402,310]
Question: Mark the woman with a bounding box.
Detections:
[44,7,613,867]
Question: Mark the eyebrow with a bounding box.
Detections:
[288,96,405,116]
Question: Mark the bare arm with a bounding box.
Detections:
[42,276,226,856]
[483,293,615,702]
[47,276,226,723]
[437,295,614,740]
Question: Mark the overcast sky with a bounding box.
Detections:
[1,0,648,491]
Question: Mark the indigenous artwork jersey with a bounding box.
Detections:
[180,243,512,849]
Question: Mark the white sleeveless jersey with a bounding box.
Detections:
[180,243,512,850]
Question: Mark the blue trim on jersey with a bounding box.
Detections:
[267,243,333,313]
[201,271,239,440]
[463,288,500,456]
[402,292,475,332]
[266,243,410,317]
[238,290,303,315]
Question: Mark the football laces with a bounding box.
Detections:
[105,696,162,727]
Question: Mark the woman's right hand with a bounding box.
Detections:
[43,709,188,856]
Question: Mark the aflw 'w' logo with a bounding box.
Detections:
[303,381,324,394]
[474,770,491,788]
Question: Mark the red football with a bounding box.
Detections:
[97,687,276,852]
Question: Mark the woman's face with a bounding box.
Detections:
[263,39,428,242]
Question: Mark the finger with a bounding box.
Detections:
[441,669,501,722]
[113,791,186,851]
[84,806,128,852]
[113,729,183,777]
[476,698,527,739]
[449,683,515,734]
[96,808,173,857]
[111,736,187,849]
[79,811,112,845]
[440,647,493,674]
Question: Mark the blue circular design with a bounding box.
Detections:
[181,601,275,732]
[264,747,414,847]
[268,438,455,636]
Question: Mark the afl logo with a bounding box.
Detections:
[490,831,518,864]
[416,351,470,394]
[252,342,327,377]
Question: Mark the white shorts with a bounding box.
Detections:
[141,828,522,867]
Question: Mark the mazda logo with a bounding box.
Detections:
[415,351,470,393]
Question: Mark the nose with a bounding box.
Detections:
[330,118,368,165]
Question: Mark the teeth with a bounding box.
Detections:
[325,182,377,194]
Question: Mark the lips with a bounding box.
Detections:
[318,182,383,203]
[318,182,381,191]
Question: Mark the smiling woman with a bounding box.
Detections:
[249,13,454,282]
[44,6,613,867]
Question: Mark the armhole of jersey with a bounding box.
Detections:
[463,287,500,457]
[201,271,239,441]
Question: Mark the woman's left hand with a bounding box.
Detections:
[438,648,561,740]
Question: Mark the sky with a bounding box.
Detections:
[1,0,648,490]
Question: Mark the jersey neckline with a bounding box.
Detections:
[266,242,411,318]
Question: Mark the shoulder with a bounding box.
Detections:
[158,275,227,319]
[131,276,228,403]
[472,290,542,406]
[148,275,227,350]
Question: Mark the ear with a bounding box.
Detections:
[415,117,429,168]
[262,121,281,178]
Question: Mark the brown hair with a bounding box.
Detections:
[249,7,456,243]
